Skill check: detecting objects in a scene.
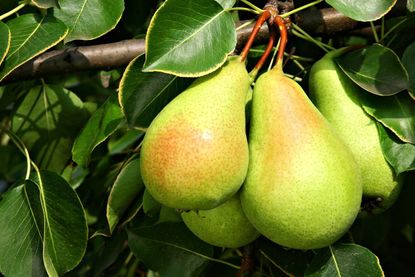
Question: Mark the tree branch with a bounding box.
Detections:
[1,4,406,84]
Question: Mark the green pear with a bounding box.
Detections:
[309,49,403,213]
[181,193,260,248]
[140,57,250,210]
[241,65,362,250]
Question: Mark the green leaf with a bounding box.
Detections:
[0,171,87,277]
[258,238,314,276]
[143,0,236,77]
[360,92,415,144]
[336,44,409,96]
[0,183,47,277]
[0,22,10,67]
[128,222,214,277]
[11,85,88,173]
[30,171,88,276]
[54,0,124,42]
[408,0,415,12]
[119,55,192,128]
[325,0,397,21]
[377,123,415,174]
[305,243,384,277]
[108,129,144,155]
[107,157,145,233]
[72,94,124,167]
[0,14,68,82]
[215,0,236,9]
[402,41,415,98]
[142,188,162,218]
[31,0,58,8]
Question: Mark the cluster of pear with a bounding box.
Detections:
[139,20,401,250]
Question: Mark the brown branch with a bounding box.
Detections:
[236,244,255,277]
[1,4,407,84]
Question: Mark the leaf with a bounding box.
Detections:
[360,92,415,144]
[258,238,314,276]
[128,222,214,277]
[30,171,88,276]
[108,129,144,155]
[305,243,384,277]
[11,85,88,173]
[0,183,47,277]
[0,171,88,277]
[336,44,409,96]
[119,55,192,128]
[215,0,236,9]
[408,0,415,12]
[0,14,68,82]
[402,41,415,98]
[142,188,162,218]
[31,0,59,8]
[72,94,124,167]
[325,0,397,21]
[143,0,236,77]
[54,0,124,42]
[0,22,10,67]
[106,157,145,233]
[377,123,415,174]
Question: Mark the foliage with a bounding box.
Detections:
[0,0,414,276]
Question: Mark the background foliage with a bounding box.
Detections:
[0,0,414,276]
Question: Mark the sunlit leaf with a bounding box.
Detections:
[326,0,396,21]
[0,14,67,82]
[54,0,124,42]
[0,22,10,67]
[143,0,236,77]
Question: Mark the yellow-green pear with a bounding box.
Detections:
[241,63,362,250]
[140,57,250,210]
[181,193,260,248]
[309,49,403,213]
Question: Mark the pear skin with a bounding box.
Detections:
[140,57,250,210]
[241,66,362,250]
[181,193,260,248]
[309,49,403,213]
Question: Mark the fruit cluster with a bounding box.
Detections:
[139,12,401,250]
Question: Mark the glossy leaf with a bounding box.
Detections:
[128,222,214,277]
[142,189,162,218]
[54,0,124,42]
[377,123,415,175]
[326,0,396,21]
[0,171,88,277]
[31,0,58,8]
[0,22,10,67]
[0,14,68,82]
[336,44,409,96]
[305,243,383,277]
[119,55,192,128]
[72,94,124,167]
[11,85,88,173]
[108,129,144,155]
[107,157,145,233]
[143,0,236,77]
[360,92,415,144]
[215,0,236,8]
[402,41,415,98]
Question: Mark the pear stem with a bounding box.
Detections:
[273,16,288,70]
[249,24,276,79]
[240,10,271,62]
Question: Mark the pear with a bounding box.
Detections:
[181,193,260,248]
[309,49,403,213]
[140,57,250,210]
[241,64,362,250]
